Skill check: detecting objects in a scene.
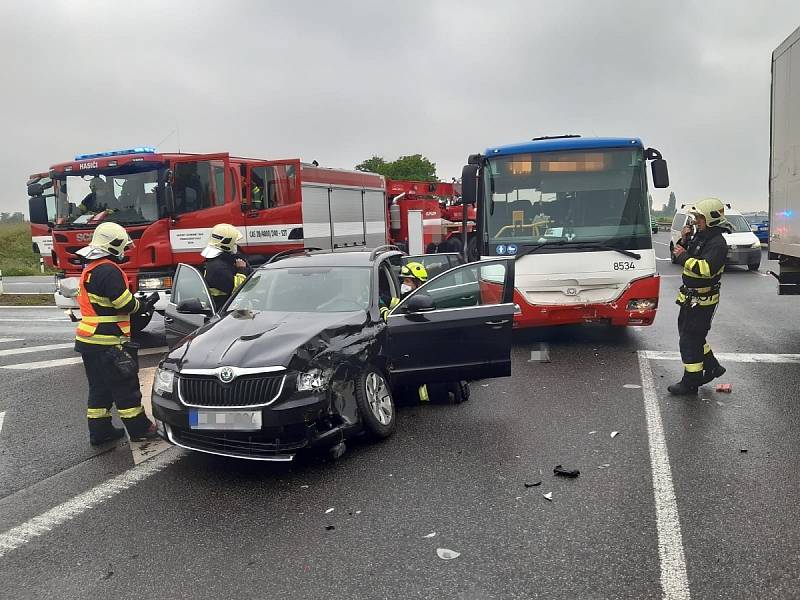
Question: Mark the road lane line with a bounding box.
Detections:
[637,351,691,600]
[0,343,74,357]
[0,338,23,343]
[0,347,168,370]
[642,351,800,364]
[654,241,669,246]
[0,449,181,557]
[0,411,4,436]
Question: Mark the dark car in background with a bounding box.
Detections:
[153,248,516,461]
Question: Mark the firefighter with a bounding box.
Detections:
[201,223,252,310]
[668,197,732,395]
[74,222,159,445]
[400,261,427,296]
[78,177,104,214]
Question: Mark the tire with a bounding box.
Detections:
[450,381,470,404]
[354,366,396,439]
[748,263,760,271]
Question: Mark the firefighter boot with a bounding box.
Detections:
[667,371,703,396]
[89,422,126,446]
[128,422,160,442]
[700,353,726,385]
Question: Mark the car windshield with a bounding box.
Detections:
[55,167,164,226]
[227,266,372,313]
[726,214,754,233]
[484,148,651,251]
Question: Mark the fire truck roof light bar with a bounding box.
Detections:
[75,147,156,161]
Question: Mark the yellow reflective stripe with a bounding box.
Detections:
[119,323,131,335]
[697,260,711,277]
[684,362,704,373]
[111,289,133,309]
[77,322,97,335]
[81,315,128,323]
[209,288,227,296]
[389,297,400,308]
[118,406,144,419]
[76,333,126,346]
[233,273,247,289]
[418,384,429,402]
[380,306,389,322]
[704,343,712,355]
[87,408,111,419]
[87,293,115,307]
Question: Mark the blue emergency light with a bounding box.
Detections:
[74,147,156,161]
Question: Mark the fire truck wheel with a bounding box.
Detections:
[131,311,153,336]
[355,366,396,440]
[467,236,479,261]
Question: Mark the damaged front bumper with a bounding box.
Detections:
[152,384,347,462]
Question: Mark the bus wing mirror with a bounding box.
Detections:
[651,159,669,189]
[461,164,479,205]
[27,183,43,197]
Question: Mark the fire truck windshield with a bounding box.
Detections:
[55,167,164,226]
[484,148,651,252]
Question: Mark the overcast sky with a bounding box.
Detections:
[2,0,800,215]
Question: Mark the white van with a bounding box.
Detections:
[669,205,762,270]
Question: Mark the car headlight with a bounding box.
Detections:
[751,242,762,248]
[153,367,175,396]
[627,298,658,312]
[139,275,173,291]
[297,368,331,392]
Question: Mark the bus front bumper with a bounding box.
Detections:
[513,275,660,328]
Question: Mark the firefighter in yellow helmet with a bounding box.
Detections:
[201,223,252,310]
[74,222,159,445]
[669,197,732,395]
[378,261,428,322]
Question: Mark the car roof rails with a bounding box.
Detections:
[531,134,581,141]
[369,244,401,261]
[266,247,323,264]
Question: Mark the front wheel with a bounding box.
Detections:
[354,367,396,439]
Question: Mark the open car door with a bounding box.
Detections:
[164,263,215,347]
[385,258,515,384]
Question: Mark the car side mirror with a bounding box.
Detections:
[404,293,435,313]
[651,159,669,189]
[177,298,214,317]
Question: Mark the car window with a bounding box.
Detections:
[671,213,685,230]
[227,266,372,313]
[396,261,509,311]
[378,263,397,307]
[171,264,213,310]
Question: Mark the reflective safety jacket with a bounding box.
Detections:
[674,226,729,306]
[75,259,140,350]
[203,252,252,310]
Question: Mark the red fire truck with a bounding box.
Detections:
[29,147,474,332]
[26,172,55,268]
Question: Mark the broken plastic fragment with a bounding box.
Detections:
[589,431,597,435]
[481,384,490,387]
[623,384,642,389]
[740,449,748,453]
[597,463,611,469]
[423,532,436,539]
[436,548,460,560]
[611,431,620,438]
[300,485,309,489]
[553,465,580,478]
[325,508,335,514]
[524,481,542,488]
[355,510,362,515]
[543,492,553,501]
[716,383,732,393]
[325,525,335,531]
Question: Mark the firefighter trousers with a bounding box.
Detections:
[677,301,721,384]
[81,348,150,437]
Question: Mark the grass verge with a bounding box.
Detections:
[0,222,56,276]
[0,294,55,306]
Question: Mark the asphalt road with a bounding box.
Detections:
[1,275,55,294]
[1,233,798,599]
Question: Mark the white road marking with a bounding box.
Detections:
[0,411,5,436]
[637,351,691,600]
[0,347,168,371]
[656,257,673,262]
[0,338,24,343]
[654,241,669,246]
[0,449,181,557]
[642,351,800,364]
[0,343,74,357]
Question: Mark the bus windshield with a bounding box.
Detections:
[484,148,651,251]
[55,167,165,226]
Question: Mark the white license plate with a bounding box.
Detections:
[189,409,262,431]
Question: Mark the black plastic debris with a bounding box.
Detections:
[553,465,580,478]
[524,481,542,488]
[740,449,748,453]
[325,525,335,531]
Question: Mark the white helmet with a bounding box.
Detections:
[75,222,133,260]
[201,223,243,258]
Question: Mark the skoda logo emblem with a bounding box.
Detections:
[565,287,578,296]
[218,367,235,383]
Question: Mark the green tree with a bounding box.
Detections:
[355,154,437,181]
